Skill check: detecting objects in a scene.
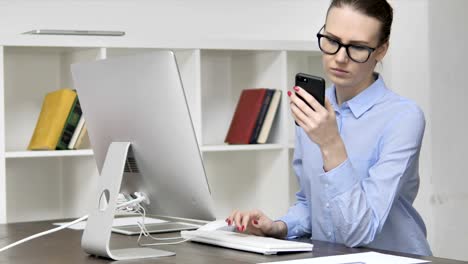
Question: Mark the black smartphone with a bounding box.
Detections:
[294,73,326,125]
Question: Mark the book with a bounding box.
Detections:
[225,89,267,144]
[67,116,85,149]
[257,89,282,144]
[249,89,275,144]
[28,89,77,150]
[56,94,82,150]
[74,123,89,149]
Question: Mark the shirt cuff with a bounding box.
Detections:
[319,159,359,199]
[277,215,301,238]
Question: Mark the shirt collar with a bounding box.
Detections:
[326,73,387,118]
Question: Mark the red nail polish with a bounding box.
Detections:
[241,225,245,232]
[228,220,231,225]
[237,226,241,232]
[287,91,292,97]
[253,220,258,225]
[294,86,300,92]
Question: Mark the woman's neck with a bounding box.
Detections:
[336,72,376,105]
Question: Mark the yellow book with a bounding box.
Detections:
[28,89,77,150]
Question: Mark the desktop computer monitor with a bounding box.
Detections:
[71,51,216,260]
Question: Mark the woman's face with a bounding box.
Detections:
[322,6,388,90]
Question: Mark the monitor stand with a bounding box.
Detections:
[81,142,175,260]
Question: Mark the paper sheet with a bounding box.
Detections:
[258,251,430,264]
[53,216,167,230]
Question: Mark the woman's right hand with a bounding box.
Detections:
[226,209,287,238]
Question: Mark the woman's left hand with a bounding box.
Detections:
[289,86,340,148]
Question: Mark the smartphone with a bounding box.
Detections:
[294,73,326,125]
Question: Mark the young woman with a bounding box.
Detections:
[227,0,432,256]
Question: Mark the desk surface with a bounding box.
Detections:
[0,220,466,264]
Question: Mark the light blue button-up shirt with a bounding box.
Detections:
[279,74,432,256]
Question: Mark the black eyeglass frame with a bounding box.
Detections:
[316,25,377,63]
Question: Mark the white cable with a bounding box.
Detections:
[137,220,185,241]
[137,205,183,240]
[116,195,146,210]
[135,204,187,245]
[0,214,89,252]
[0,195,146,253]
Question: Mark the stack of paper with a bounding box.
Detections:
[257,251,429,264]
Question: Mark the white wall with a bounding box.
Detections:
[384,0,435,253]
[0,0,328,42]
[428,0,468,261]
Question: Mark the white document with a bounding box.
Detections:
[258,251,430,264]
[54,216,167,230]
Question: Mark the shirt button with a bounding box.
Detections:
[325,184,329,188]
[327,232,332,237]
[325,203,330,208]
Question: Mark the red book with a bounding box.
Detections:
[225,89,267,144]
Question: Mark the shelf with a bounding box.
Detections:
[201,144,284,152]
[5,149,94,158]
[0,38,319,52]
[0,44,320,224]
[200,50,286,146]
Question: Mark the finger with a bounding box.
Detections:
[227,210,238,226]
[250,216,260,228]
[294,86,325,114]
[250,209,263,220]
[291,106,308,129]
[291,109,307,129]
[254,212,274,236]
[226,213,232,225]
[233,211,243,230]
[241,210,261,233]
[246,210,263,230]
[251,210,268,227]
[289,89,320,120]
[291,100,316,128]
[240,214,250,233]
[288,91,306,127]
[229,210,238,225]
[324,97,334,112]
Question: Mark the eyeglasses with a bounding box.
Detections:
[316,25,376,63]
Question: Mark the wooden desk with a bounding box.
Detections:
[0,220,466,264]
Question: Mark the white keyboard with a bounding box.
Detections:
[181,229,313,255]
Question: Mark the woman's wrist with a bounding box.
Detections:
[268,221,288,238]
[320,136,347,172]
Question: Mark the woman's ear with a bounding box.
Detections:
[375,41,389,62]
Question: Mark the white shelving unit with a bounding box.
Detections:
[5,149,93,158]
[0,37,323,223]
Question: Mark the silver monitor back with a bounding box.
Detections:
[71,51,216,221]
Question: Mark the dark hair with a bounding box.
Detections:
[326,0,393,45]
